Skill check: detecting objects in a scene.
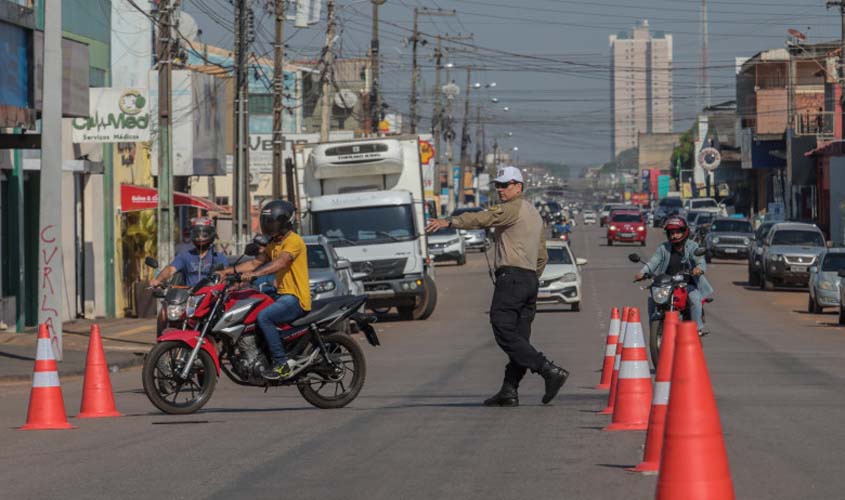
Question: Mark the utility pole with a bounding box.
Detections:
[458,67,472,207]
[233,0,253,249]
[474,104,483,206]
[411,8,458,134]
[39,0,64,358]
[320,0,336,141]
[157,0,175,283]
[369,0,385,134]
[432,37,443,205]
[272,0,285,199]
[827,1,845,85]
[700,0,710,109]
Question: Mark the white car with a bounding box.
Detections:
[682,198,727,218]
[537,240,587,311]
[582,210,597,225]
[427,227,467,265]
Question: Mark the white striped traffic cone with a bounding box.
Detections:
[604,308,653,431]
[600,306,630,414]
[20,324,73,430]
[596,307,621,390]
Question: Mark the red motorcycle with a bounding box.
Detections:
[141,243,380,415]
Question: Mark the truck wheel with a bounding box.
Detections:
[399,275,438,321]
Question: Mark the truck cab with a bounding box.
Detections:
[295,136,437,321]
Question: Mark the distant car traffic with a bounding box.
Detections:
[600,203,629,227]
[757,222,827,290]
[687,211,716,239]
[451,207,491,252]
[427,227,467,265]
[682,197,727,218]
[606,210,647,246]
[653,196,683,227]
[807,249,845,314]
[582,209,597,225]
[704,218,754,262]
[537,240,587,311]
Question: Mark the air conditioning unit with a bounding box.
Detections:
[310,139,404,179]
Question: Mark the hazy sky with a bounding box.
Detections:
[186,0,838,165]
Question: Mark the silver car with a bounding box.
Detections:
[808,249,845,313]
[704,218,754,262]
[452,207,490,251]
[304,235,362,301]
[758,223,827,290]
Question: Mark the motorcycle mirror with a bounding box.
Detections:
[244,243,261,257]
[253,233,270,247]
[628,253,641,263]
[144,256,159,269]
[694,248,707,257]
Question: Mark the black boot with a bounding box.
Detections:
[539,360,569,404]
[483,383,519,407]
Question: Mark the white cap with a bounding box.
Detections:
[493,165,523,184]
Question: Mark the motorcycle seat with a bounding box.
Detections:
[288,295,365,328]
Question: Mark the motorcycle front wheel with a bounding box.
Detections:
[142,341,218,414]
[297,333,366,409]
[649,319,663,367]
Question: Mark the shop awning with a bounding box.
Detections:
[120,184,229,213]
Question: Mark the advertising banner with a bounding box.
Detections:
[631,193,649,206]
[72,88,151,142]
[419,136,435,199]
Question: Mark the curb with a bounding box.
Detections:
[0,351,146,385]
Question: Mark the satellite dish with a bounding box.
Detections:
[787,28,806,41]
[334,89,358,109]
[177,12,200,42]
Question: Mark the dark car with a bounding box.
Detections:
[653,197,683,228]
[703,218,754,262]
[747,221,778,286]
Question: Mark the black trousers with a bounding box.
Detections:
[490,266,547,387]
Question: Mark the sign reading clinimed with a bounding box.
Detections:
[71,88,151,143]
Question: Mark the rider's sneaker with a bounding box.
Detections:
[261,360,294,380]
[698,327,710,337]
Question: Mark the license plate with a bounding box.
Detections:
[431,249,443,255]
[537,292,552,299]
[792,265,807,273]
[619,233,634,238]
[724,248,738,254]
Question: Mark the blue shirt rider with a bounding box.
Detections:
[150,217,229,288]
[634,216,713,334]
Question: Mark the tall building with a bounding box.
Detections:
[610,20,673,159]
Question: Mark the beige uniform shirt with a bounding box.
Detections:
[450,195,547,276]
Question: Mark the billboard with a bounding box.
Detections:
[71,88,151,143]
[33,31,90,118]
[419,136,435,199]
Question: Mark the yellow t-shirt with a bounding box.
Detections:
[265,233,311,312]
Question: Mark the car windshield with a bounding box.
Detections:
[710,220,752,233]
[547,247,573,265]
[821,253,845,271]
[314,205,416,246]
[611,214,641,222]
[306,245,331,268]
[434,227,458,236]
[691,199,718,209]
[660,198,683,208]
[771,230,825,247]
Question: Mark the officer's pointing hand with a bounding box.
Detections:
[425,218,450,233]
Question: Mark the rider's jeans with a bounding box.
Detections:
[647,286,704,331]
[257,294,305,364]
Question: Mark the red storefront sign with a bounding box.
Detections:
[120,184,229,213]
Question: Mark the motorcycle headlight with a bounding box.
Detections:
[560,272,578,283]
[166,304,186,321]
[820,280,836,291]
[651,286,673,305]
[313,280,337,294]
[186,294,205,318]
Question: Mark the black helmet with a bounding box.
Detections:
[190,217,216,246]
[260,200,296,237]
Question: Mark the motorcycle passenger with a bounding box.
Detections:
[220,200,311,380]
[634,216,713,335]
[150,217,229,288]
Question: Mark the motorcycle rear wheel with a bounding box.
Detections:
[297,333,366,409]
[142,341,217,415]
[649,319,662,368]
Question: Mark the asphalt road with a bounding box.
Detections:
[1,224,844,499]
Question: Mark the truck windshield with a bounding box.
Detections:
[771,230,825,247]
[314,205,416,246]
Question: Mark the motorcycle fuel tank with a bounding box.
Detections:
[212,297,265,341]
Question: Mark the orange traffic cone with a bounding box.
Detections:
[77,324,122,418]
[629,311,680,473]
[20,324,73,430]
[605,308,652,431]
[656,321,735,500]
[596,307,621,390]
[600,307,631,414]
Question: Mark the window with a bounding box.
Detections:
[771,230,825,247]
[313,205,416,246]
[547,247,573,265]
[306,245,331,269]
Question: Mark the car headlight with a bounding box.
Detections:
[742,237,750,246]
[560,272,578,283]
[711,236,720,244]
[637,226,645,231]
[313,280,337,294]
[609,225,617,231]
[186,294,205,318]
[651,286,672,305]
[820,280,836,291]
[772,254,784,262]
[166,304,185,321]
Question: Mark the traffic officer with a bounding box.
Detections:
[425,166,569,406]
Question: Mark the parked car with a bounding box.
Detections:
[582,209,597,225]
[606,210,647,246]
[304,235,362,300]
[747,221,778,286]
[452,207,490,252]
[758,222,827,290]
[537,240,587,311]
[682,197,727,218]
[427,227,467,265]
[704,218,754,263]
[653,196,683,228]
[807,250,845,313]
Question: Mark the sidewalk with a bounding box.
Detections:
[0,317,156,383]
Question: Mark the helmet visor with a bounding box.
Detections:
[191,226,214,243]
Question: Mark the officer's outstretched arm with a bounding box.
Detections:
[451,202,519,230]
